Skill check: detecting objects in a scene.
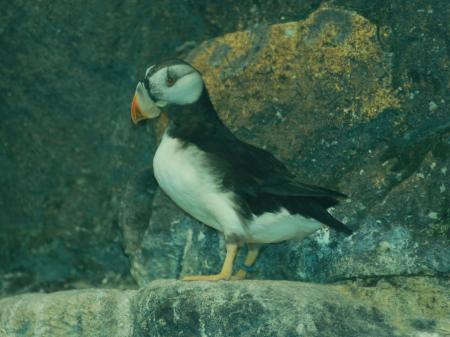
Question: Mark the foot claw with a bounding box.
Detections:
[230,270,247,280]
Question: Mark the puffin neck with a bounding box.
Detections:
[165,89,227,142]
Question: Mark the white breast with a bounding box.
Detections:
[153,132,246,238]
[153,132,323,244]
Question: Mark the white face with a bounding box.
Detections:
[144,62,204,107]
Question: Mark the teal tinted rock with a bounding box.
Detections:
[0,289,135,337]
[1,278,448,337]
[0,0,323,296]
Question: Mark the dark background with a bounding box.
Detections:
[1,0,449,296]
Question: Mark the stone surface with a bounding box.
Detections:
[1,277,449,337]
[123,7,449,285]
[0,288,135,337]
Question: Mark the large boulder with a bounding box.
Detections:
[121,7,449,285]
[1,277,448,337]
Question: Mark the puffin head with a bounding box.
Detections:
[130,59,204,124]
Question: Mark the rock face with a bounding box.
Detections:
[1,1,449,336]
[1,277,449,337]
[0,0,326,296]
[123,8,449,285]
[0,288,135,337]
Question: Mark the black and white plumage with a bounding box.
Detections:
[131,59,352,281]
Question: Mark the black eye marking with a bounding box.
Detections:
[140,78,158,102]
[166,67,176,87]
[142,78,150,91]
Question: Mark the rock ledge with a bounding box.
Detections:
[1,277,448,337]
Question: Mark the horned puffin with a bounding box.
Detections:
[131,59,352,281]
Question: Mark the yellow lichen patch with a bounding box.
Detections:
[189,30,270,127]
[361,87,400,119]
[372,175,386,189]
[297,9,400,120]
[189,8,399,125]
[337,277,450,336]
[183,8,401,160]
[190,30,252,91]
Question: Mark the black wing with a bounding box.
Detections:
[194,128,352,234]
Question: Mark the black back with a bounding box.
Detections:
[165,88,352,235]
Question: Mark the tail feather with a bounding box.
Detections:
[296,199,353,235]
[319,211,353,235]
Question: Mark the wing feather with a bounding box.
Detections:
[189,125,351,233]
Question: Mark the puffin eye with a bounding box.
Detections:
[166,77,176,87]
[166,67,176,87]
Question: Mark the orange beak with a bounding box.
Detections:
[131,82,162,124]
[131,94,147,124]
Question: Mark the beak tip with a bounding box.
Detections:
[130,90,162,124]
[131,94,142,124]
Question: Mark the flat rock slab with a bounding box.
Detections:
[1,277,449,337]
